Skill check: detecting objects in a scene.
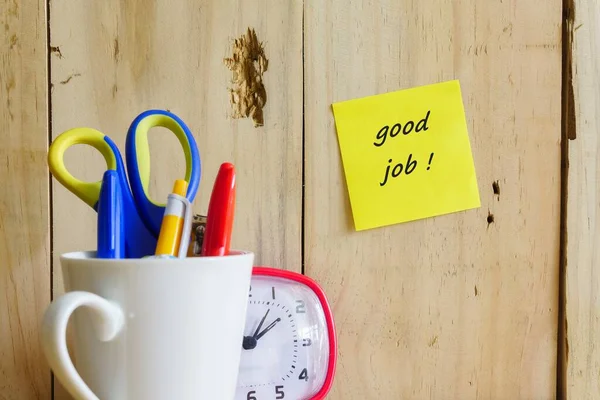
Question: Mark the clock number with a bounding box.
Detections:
[248,285,252,298]
[299,367,309,381]
[272,286,276,300]
[302,338,312,347]
[295,300,306,314]
[247,390,257,400]
[275,385,285,399]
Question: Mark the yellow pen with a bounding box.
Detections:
[155,179,193,258]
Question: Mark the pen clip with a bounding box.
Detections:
[169,193,193,258]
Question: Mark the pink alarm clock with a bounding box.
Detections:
[235,267,337,400]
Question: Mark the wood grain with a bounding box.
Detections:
[565,1,600,398]
[0,0,51,398]
[49,0,302,398]
[304,1,562,398]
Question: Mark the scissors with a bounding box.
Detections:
[48,109,201,258]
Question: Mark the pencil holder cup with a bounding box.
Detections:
[40,250,254,400]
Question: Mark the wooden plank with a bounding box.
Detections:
[0,0,51,398]
[49,1,302,398]
[564,1,600,398]
[304,1,562,398]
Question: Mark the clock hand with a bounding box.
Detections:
[255,317,281,340]
[253,309,270,338]
[242,309,271,350]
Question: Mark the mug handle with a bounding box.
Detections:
[40,291,124,400]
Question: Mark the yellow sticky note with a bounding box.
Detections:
[332,80,480,231]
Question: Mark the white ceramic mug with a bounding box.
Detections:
[41,250,254,400]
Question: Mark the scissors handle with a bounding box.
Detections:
[48,128,119,209]
[125,109,201,235]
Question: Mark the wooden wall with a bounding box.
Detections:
[1,0,596,399]
[305,0,562,398]
[0,0,51,398]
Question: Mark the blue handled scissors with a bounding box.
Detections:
[48,109,201,258]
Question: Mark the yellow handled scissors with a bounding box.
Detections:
[48,109,201,258]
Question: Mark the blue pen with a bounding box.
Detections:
[97,170,124,258]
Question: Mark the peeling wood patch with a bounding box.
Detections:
[224,28,269,127]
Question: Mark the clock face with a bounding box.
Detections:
[235,268,335,400]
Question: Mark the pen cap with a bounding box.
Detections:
[172,179,188,197]
[202,162,236,257]
[97,170,124,259]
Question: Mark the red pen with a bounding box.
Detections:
[202,162,236,256]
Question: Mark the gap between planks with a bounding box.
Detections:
[557,0,577,398]
[46,0,56,397]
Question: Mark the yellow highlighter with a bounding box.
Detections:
[154,179,193,258]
